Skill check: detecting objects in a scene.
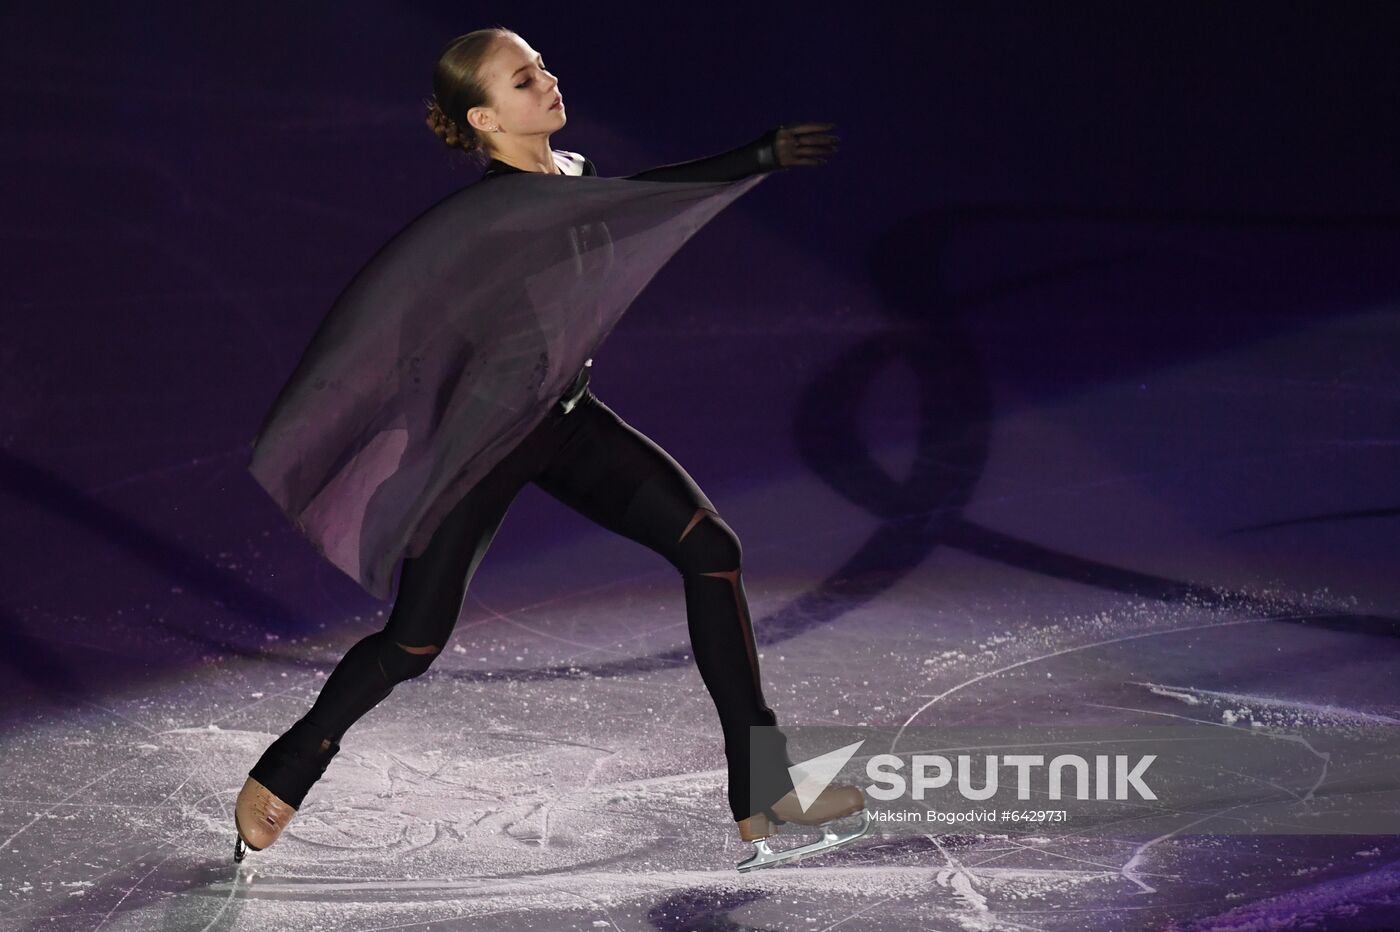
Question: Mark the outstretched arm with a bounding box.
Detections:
[612,123,839,183]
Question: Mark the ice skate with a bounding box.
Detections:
[233,776,297,862]
[233,728,340,862]
[735,782,871,872]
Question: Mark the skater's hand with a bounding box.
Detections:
[770,122,839,168]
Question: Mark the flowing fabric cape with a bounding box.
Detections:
[247,170,767,600]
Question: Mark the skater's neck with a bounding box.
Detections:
[487,137,560,175]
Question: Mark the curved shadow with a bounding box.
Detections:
[6,205,1397,721]
[409,206,1400,688]
[1224,504,1400,534]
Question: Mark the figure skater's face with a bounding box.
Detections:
[469,35,566,140]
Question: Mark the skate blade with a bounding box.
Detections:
[735,809,871,872]
[232,812,263,863]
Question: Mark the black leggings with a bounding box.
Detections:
[251,388,795,822]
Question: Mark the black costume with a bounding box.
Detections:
[249,130,797,824]
[485,132,778,414]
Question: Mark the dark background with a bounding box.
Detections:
[2,0,1397,703]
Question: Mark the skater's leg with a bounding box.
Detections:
[533,391,795,822]
[248,439,538,808]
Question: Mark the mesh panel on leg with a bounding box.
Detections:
[672,509,796,820]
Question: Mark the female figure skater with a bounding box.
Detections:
[235,27,867,871]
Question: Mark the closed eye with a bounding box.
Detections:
[516,62,551,89]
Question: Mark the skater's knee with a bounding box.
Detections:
[376,639,441,683]
[673,507,742,575]
[394,641,441,656]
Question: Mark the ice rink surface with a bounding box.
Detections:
[4,216,1398,929]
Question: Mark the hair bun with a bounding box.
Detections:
[424,96,478,154]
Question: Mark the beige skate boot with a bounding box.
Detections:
[233,728,340,862]
[233,776,298,861]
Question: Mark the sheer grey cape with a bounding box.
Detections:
[247,169,767,600]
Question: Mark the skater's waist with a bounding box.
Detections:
[556,358,592,414]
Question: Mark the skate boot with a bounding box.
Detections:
[233,776,297,861]
[735,782,871,872]
[233,724,340,862]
